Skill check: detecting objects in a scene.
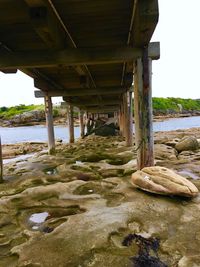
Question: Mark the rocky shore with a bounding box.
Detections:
[1,109,200,127]
[1,128,200,266]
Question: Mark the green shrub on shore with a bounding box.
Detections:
[0,104,44,119]
[152,97,200,114]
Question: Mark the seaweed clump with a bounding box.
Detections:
[122,234,168,267]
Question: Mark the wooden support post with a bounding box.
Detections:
[68,105,74,143]
[121,103,125,137]
[119,104,123,137]
[126,91,133,146]
[134,50,154,169]
[123,93,128,140]
[0,136,3,183]
[79,110,85,138]
[44,95,55,154]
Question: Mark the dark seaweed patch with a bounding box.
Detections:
[122,234,168,267]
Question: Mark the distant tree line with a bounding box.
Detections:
[1,98,200,120]
[151,97,200,115]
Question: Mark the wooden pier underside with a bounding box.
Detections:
[0,0,159,168]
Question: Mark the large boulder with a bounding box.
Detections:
[131,166,198,197]
[175,136,199,152]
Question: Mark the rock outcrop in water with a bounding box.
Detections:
[1,128,200,266]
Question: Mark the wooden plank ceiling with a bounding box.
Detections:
[0,0,159,112]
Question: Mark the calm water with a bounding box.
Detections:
[0,125,80,144]
[0,116,200,145]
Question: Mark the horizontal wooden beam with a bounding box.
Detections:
[0,42,160,69]
[63,98,120,107]
[28,6,66,49]
[25,1,91,78]
[60,102,120,112]
[34,86,126,98]
[83,105,120,113]
[0,69,18,74]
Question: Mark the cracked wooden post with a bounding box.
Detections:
[120,100,126,138]
[118,106,123,136]
[44,95,55,154]
[134,49,154,169]
[0,136,3,183]
[126,91,133,147]
[79,110,85,138]
[68,105,74,143]
[123,92,128,141]
[121,103,124,137]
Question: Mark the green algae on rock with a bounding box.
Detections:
[1,133,200,266]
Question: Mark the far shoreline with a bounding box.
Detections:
[1,112,200,128]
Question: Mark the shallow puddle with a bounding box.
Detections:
[28,212,49,231]
[178,169,199,180]
[29,212,49,224]
[25,206,86,232]
[3,153,35,164]
[44,168,57,175]
[75,161,84,166]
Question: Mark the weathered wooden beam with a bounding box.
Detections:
[132,0,159,47]
[25,0,92,84]
[0,37,66,97]
[0,69,17,74]
[0,43,160,69]
[63,97,120,107]
[28,6,66,49]
[134,50,154,169]
[25,0,90,77]
[34,86,126,97]
[24,0,68,49]
[84,105,120,113]
[67,105,74,143]
[44,95,55,154]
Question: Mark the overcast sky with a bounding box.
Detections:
[0,0,200,107]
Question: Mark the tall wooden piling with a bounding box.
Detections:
[44,95,55,154]
[68,105,74,143]
[134,51,154,169]
[0,136,3,183]
[118,106,123,136]
[120,100,125,138]
[126,91,133,146]
[123,93,128,140]
[79,110,85,138]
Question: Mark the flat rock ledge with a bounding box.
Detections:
[2,130,200,267]
[131,166,199,197]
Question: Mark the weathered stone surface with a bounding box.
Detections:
[164,138,180,147]
[2,132,200,267]
[131,166,199,197]
[175,136,199,152]
[154,144,178,160]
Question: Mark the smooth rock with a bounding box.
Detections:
[175,136,199,152]
[165,138,180,147]
[131,166,199,197]
[154,144,178,160]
